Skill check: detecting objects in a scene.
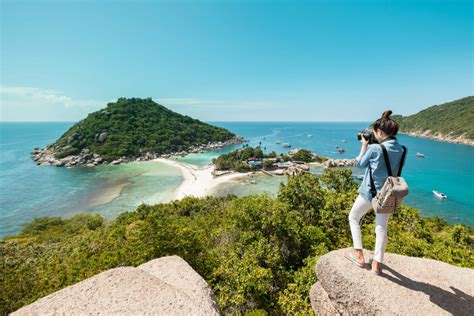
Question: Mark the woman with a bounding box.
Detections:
[346,110,405,274]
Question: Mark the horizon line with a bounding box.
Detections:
[0,120,372,123]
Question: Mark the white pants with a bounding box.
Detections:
[349,195,390,263]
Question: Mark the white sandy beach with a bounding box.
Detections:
[154,158,249,200]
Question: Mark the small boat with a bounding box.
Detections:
[282,143,291,148]
[342,139,347,143]
[276,140,281,144]
[338,148,345,154]
[336,145,339,149]
[433,191,447,199]
[353,175,364,180]
[307,134,312,137]
[416,153,425,158]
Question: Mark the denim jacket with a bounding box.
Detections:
[355,138,405,202]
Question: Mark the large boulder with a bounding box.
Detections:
[12,255,220,315]
[310,248,474,315]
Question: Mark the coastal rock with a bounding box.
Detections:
[95,132,107,143]
[310,248,474,315]
[31,135,244,168]
[111,159,122,165]
[323,158,356,168]
[401,131,474,146]
[67,133,81,144]
[12,255,220,315]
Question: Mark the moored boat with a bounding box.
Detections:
[416,152,425,158]
[433,190,447,199]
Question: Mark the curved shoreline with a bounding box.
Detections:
[400,131,474,146]
[154,158,251,201]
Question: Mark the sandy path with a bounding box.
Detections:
[154,158,249,200]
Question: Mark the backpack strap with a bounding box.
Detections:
[380,144,393,177]
[397,146,407,176]
[368,164,377,198]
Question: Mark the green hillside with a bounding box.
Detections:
[50,98,236,160]
[394,96,474,140]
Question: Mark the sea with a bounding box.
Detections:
[1,122,473,238]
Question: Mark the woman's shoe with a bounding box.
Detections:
[371,260,381,275]
[344,250,365,268]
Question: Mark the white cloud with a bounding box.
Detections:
[0,86,279,121]
[0,86,105,121]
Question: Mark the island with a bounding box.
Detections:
[31,97,243,167]
[393,96,474,145]
[212,146,327,175]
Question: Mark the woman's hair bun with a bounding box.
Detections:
[381,110,392,120]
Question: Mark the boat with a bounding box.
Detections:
[433,191,447,199]
[282,143,291,148]
[354,175,364,180]
[307,134,312,137]
[416,153,425,158]
[342,139,347,143]
[338,148,345,154]
[276,140,281,144]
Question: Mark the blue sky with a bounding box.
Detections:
[1,0,472,121]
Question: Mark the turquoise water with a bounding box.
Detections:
[209,122,474,226]
[0,122,473,237]
[0,123,182,237]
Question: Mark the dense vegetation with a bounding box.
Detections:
[212,147,326,172]
[1,170,472,315]
[291,148,327,163]
[393,96,474,140]
[51,98,236,160]
[213,146,275,171]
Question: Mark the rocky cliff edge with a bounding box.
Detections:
[310,248,474,315]
[12,255,220,315]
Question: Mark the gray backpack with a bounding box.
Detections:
[369,144,408,214]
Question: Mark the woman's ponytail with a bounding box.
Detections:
[381,110,393,120]
[373,110,399,136]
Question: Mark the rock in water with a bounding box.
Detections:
[310,248,474,315]
[12,255,220,315]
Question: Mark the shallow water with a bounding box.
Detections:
[0,122,182,237]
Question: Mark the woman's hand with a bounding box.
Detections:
[357,135,369,160]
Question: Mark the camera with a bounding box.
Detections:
[357,127,378,144]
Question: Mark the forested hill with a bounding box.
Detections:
[393,96,474,142]
[38,98,237,161]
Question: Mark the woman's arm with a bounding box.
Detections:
[355,137,372,168]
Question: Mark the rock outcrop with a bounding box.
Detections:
[12,255,220,315]
[32,137,244,167]
[323,159,356,168]
[310,248,474,315]
[400,130,474,146]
